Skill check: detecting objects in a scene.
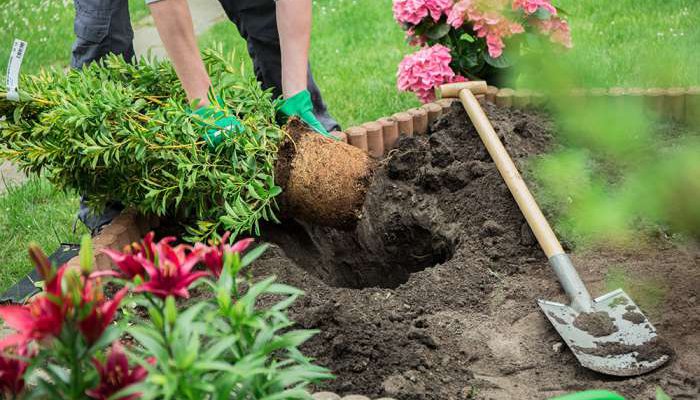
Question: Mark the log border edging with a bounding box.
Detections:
[341,86,700,157]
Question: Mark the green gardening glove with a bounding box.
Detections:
[277,89,334,139]
[191,99,245,149]
[550,390,625,400]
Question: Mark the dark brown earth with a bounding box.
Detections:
[572,311,619,337]
[249,103,699,399]
[622,311,646,325]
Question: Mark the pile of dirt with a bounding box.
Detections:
[252,103,699,399]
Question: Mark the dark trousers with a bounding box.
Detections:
[72,0,340,232]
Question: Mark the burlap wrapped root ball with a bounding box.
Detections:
[275,119,374,229]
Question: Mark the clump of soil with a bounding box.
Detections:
[574,338,672,363]
[573,311,619,337]
[252,103,700,399]
[622,311,646,324]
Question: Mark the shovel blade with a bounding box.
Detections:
[539,289,670,376]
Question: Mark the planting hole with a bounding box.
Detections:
[264,216,455,289]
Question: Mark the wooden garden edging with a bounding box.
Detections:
[337,86,700,157]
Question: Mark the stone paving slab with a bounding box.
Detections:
[0,160,26,194]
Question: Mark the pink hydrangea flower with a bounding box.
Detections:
[533,16,573,48]
[447,0,524,58]
[446,0,470,27]
[512,0,557,15]
[397,44,465,103]
[393,0,453,25]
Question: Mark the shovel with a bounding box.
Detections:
[439,82,670,377]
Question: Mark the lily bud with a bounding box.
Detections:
[64,268,83,306]
[79,234,94,275]
[28,243,52,280]
[164,295,177,329]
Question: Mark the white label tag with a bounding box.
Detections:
[5,39,27,102]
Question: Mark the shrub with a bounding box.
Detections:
[0,47,285,241]
[0,234,331,399]
[393,0,572,102]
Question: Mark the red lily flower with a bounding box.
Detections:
[0,345,30,397]
[102,232,161,280]
[135,238,207,299]
[195,232,254,277]
[78,285,128,345]
[0,296,64,349]
[86,342,148,400]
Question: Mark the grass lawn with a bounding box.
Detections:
[0,0,150,76]
[1,0,699,290]
[557,0,700,88]
[0,179,86,292]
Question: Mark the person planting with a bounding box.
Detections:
[72,0,340,233]
[0,49,374,245]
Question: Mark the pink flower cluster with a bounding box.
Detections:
[393,0,453,25]
[448,0,525,58]
[512,0,556,15]
[105,232,254,299]
[397,44,465,103]
[533,16,573,48]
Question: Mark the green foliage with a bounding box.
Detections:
[125,243,332,399]
[0,47,286,241]
[2,236,330,399]
[518,40,700,244]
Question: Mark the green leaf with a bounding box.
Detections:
[241,243,269,267]
[128,326,169,362]
[656,387,672,400]
[268,185,283,197]
[426,23,451,40]
[460,33,475,43]
[484,52,515,69]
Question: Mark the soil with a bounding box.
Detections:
[572,311,619,337]
[622,311,646,325]
[248,103,700,399]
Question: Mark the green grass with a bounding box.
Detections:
[0,179,86,293]
[0,0,150,75]
[557,0,700,87]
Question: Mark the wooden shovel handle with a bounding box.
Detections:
[457,89,565,258]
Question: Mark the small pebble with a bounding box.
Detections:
[552,342,564,353]
[341,396,370,400]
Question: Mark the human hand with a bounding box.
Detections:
[278,90,334,139]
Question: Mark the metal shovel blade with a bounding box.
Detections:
[539,288,670,376]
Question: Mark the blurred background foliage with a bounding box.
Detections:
[514,31,700,245]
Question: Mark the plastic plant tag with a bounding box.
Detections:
[5,39,27,102]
